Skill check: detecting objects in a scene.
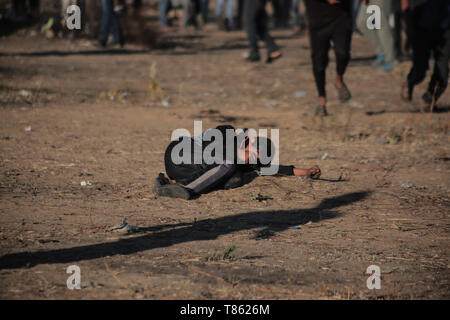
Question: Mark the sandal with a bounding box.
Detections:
[335,82,351,103]
[314,105,328,117]
[266,50,282,63]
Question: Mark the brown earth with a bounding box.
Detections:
[0,10,449,300]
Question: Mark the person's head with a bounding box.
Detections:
[237,132,274,166]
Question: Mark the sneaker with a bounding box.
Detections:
[314,105,328,117]
[245,51,261,62]
[380,62,394,72]
[223,171,243,189]
[422,91,433,105]
[335,82,352,103]
[372,54,385,67]
[153,173,191,199]
[98,39,107,48]
[152,173,166,194]
[156,184,192,199]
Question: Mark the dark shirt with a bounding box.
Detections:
[304,0,352,31]
[412,0,450,30]
[165,125,296,187]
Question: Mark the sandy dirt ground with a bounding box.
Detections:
[0,6,449,300]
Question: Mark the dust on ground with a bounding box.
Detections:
[0,14,449,299]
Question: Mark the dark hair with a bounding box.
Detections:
[256,136,275,167]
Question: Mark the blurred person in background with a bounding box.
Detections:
[292,0,307,35]
[215,0,234,31]
[99,0,124,47]
[199,0,209,25]
[160,0,197,31]
[356,0,396,72]
[401,0,450,109]
[304,0,353,116]
[243,0,282,63]
[8,0,39,22]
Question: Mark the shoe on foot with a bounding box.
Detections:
[335,82,352,103]
[420,91,437,112]
[372,54,385,67]
[245,51,261,62]
[153,173,166,194]
[314,105,328,117]
[266,50,282,63]
[99,39,107,48]
[154,181,192,200]
[422,91,433,105]
[380,62,394,72]
[223,171,243,189]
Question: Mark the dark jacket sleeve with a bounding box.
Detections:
[276,165,295,176]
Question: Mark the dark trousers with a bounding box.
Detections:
[236,0,244,28]
[272,0,291,28]
[164,140,208,185]
[164,140,238,192]
[12,0,39,18]
[407,25,450,102]
[309,14,352,98]
[243,0,278,55]
[200,0,209,23]
[99,0,122,43]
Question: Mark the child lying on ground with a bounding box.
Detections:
[153,124,321,200]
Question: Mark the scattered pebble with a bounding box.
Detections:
[375,138,389,144]
[401,182,415,189]
[250,193,272,202]
[400,182,427,190]
[80,180,92,186]
[161,99,171,107]
[321,152,328,160]
[265,100,279,107]
[19,90,32,99]
[25,126,32,132]
[392,223,402,231]
[143,101,155,107]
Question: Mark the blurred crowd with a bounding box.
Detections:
[1,0,449,114]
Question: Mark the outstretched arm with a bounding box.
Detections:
[278,165,321,179]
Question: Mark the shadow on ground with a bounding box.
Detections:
[0,191,371,270]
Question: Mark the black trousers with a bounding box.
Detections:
[308,14,352,98]
[164,140,240,193]
[407,24,450,102]
[164,140,207,185]
[243,0,278,55]
[12,0,39,17]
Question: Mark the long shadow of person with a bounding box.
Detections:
[0,191,371,270]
